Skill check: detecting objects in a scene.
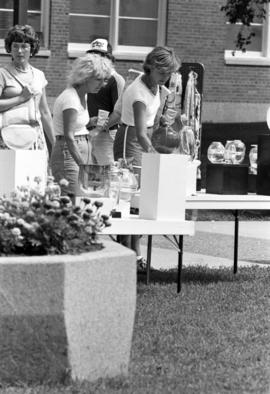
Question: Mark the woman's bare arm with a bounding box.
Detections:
[39,88,55,147]
[63,108,85,166]
[133,101,155,152]
[0,85,33,112]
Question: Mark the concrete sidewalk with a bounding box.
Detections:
[141,220,270,270]
[195,220,270,240]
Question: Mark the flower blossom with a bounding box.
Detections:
[11,227,21,236]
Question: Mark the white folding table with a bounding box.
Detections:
[186,191,270,273]
[130,191,270,288]
[102,216,195,292]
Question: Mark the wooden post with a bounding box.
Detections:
[13,0,28,25]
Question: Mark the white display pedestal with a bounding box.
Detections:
[139,153,188,220]
[0,150,47,195]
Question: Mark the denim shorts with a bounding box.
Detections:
[50,135,92,197]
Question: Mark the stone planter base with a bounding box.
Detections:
[0,240,136,384]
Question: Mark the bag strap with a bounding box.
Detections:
[4,67,38,126]
[4,67,26,88]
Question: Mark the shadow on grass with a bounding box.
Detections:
[246,259,270,265]
[137,265,268,287]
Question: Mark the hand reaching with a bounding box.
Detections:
[86,116,98,129]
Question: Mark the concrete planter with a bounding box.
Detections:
[0,240,136,384]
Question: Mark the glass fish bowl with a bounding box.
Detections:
[224,140,236,164]
[78,164,110,197]
[233,139,246,164]
[224,140,246,164]
[207,141,225,163]
[151,125,181,153]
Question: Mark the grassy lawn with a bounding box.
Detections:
[1,266,270,394]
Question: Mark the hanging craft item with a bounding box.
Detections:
[182,70,201,160]
[165,71,182,112]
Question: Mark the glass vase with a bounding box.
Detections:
[249,144,258,174]
[207,141,225,163]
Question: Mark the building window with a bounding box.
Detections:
[68,0,167,60]
[225,4,270,66]
[0,0,50,50]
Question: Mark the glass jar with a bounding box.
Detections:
[224,140,246,164]
[224,140,236,164]
[78,164,110,197]
[107,165,122,209]
[151,125,181,153]
[119,168,138,202]
[117,168,138,217]
[207,141,225,163]
[249,144,258,174]
[179,126,195,158]
[233,139,246,164]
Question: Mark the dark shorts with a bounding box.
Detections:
[113,124,153,167]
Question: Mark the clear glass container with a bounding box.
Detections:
[233,139,246,164]
[78,164,110,197]
[151,125,181,153]
[224,140,246,164]
[107,165,122,209]
[207,141,225,163]
[224,140,236,164]
[179,126,195,158]
[119,168,138,202]
[249,144,258,174]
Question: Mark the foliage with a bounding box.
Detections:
[0,177,110,256]
[221,0,270,51]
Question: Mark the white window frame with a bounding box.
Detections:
[0,1,51,56]
[225,4,270,66]
[68,0,167,60]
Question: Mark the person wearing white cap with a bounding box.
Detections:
[86,38,125,165]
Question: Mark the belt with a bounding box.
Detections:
[87,126,118,132]
[56,134,89,141]
[122,123,153,130]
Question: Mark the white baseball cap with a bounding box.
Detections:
[87,38,109,54]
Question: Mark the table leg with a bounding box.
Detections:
[177,235,184,293]
[233,209,239,274]
[146,235,152,285]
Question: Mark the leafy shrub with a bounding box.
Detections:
[0,177,110,256]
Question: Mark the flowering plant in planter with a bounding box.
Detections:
[0,177,111,256]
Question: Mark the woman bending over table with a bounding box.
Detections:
[50,54,112,199]
[113,46,180,270]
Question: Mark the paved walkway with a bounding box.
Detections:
[141,221,270,270]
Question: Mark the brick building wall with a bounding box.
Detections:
[166,0,270,104]
[1,0,269,122]
[166,0,270,122]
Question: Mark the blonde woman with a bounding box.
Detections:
[50,54,112,198]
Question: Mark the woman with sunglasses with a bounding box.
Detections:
[0,24,55,151]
